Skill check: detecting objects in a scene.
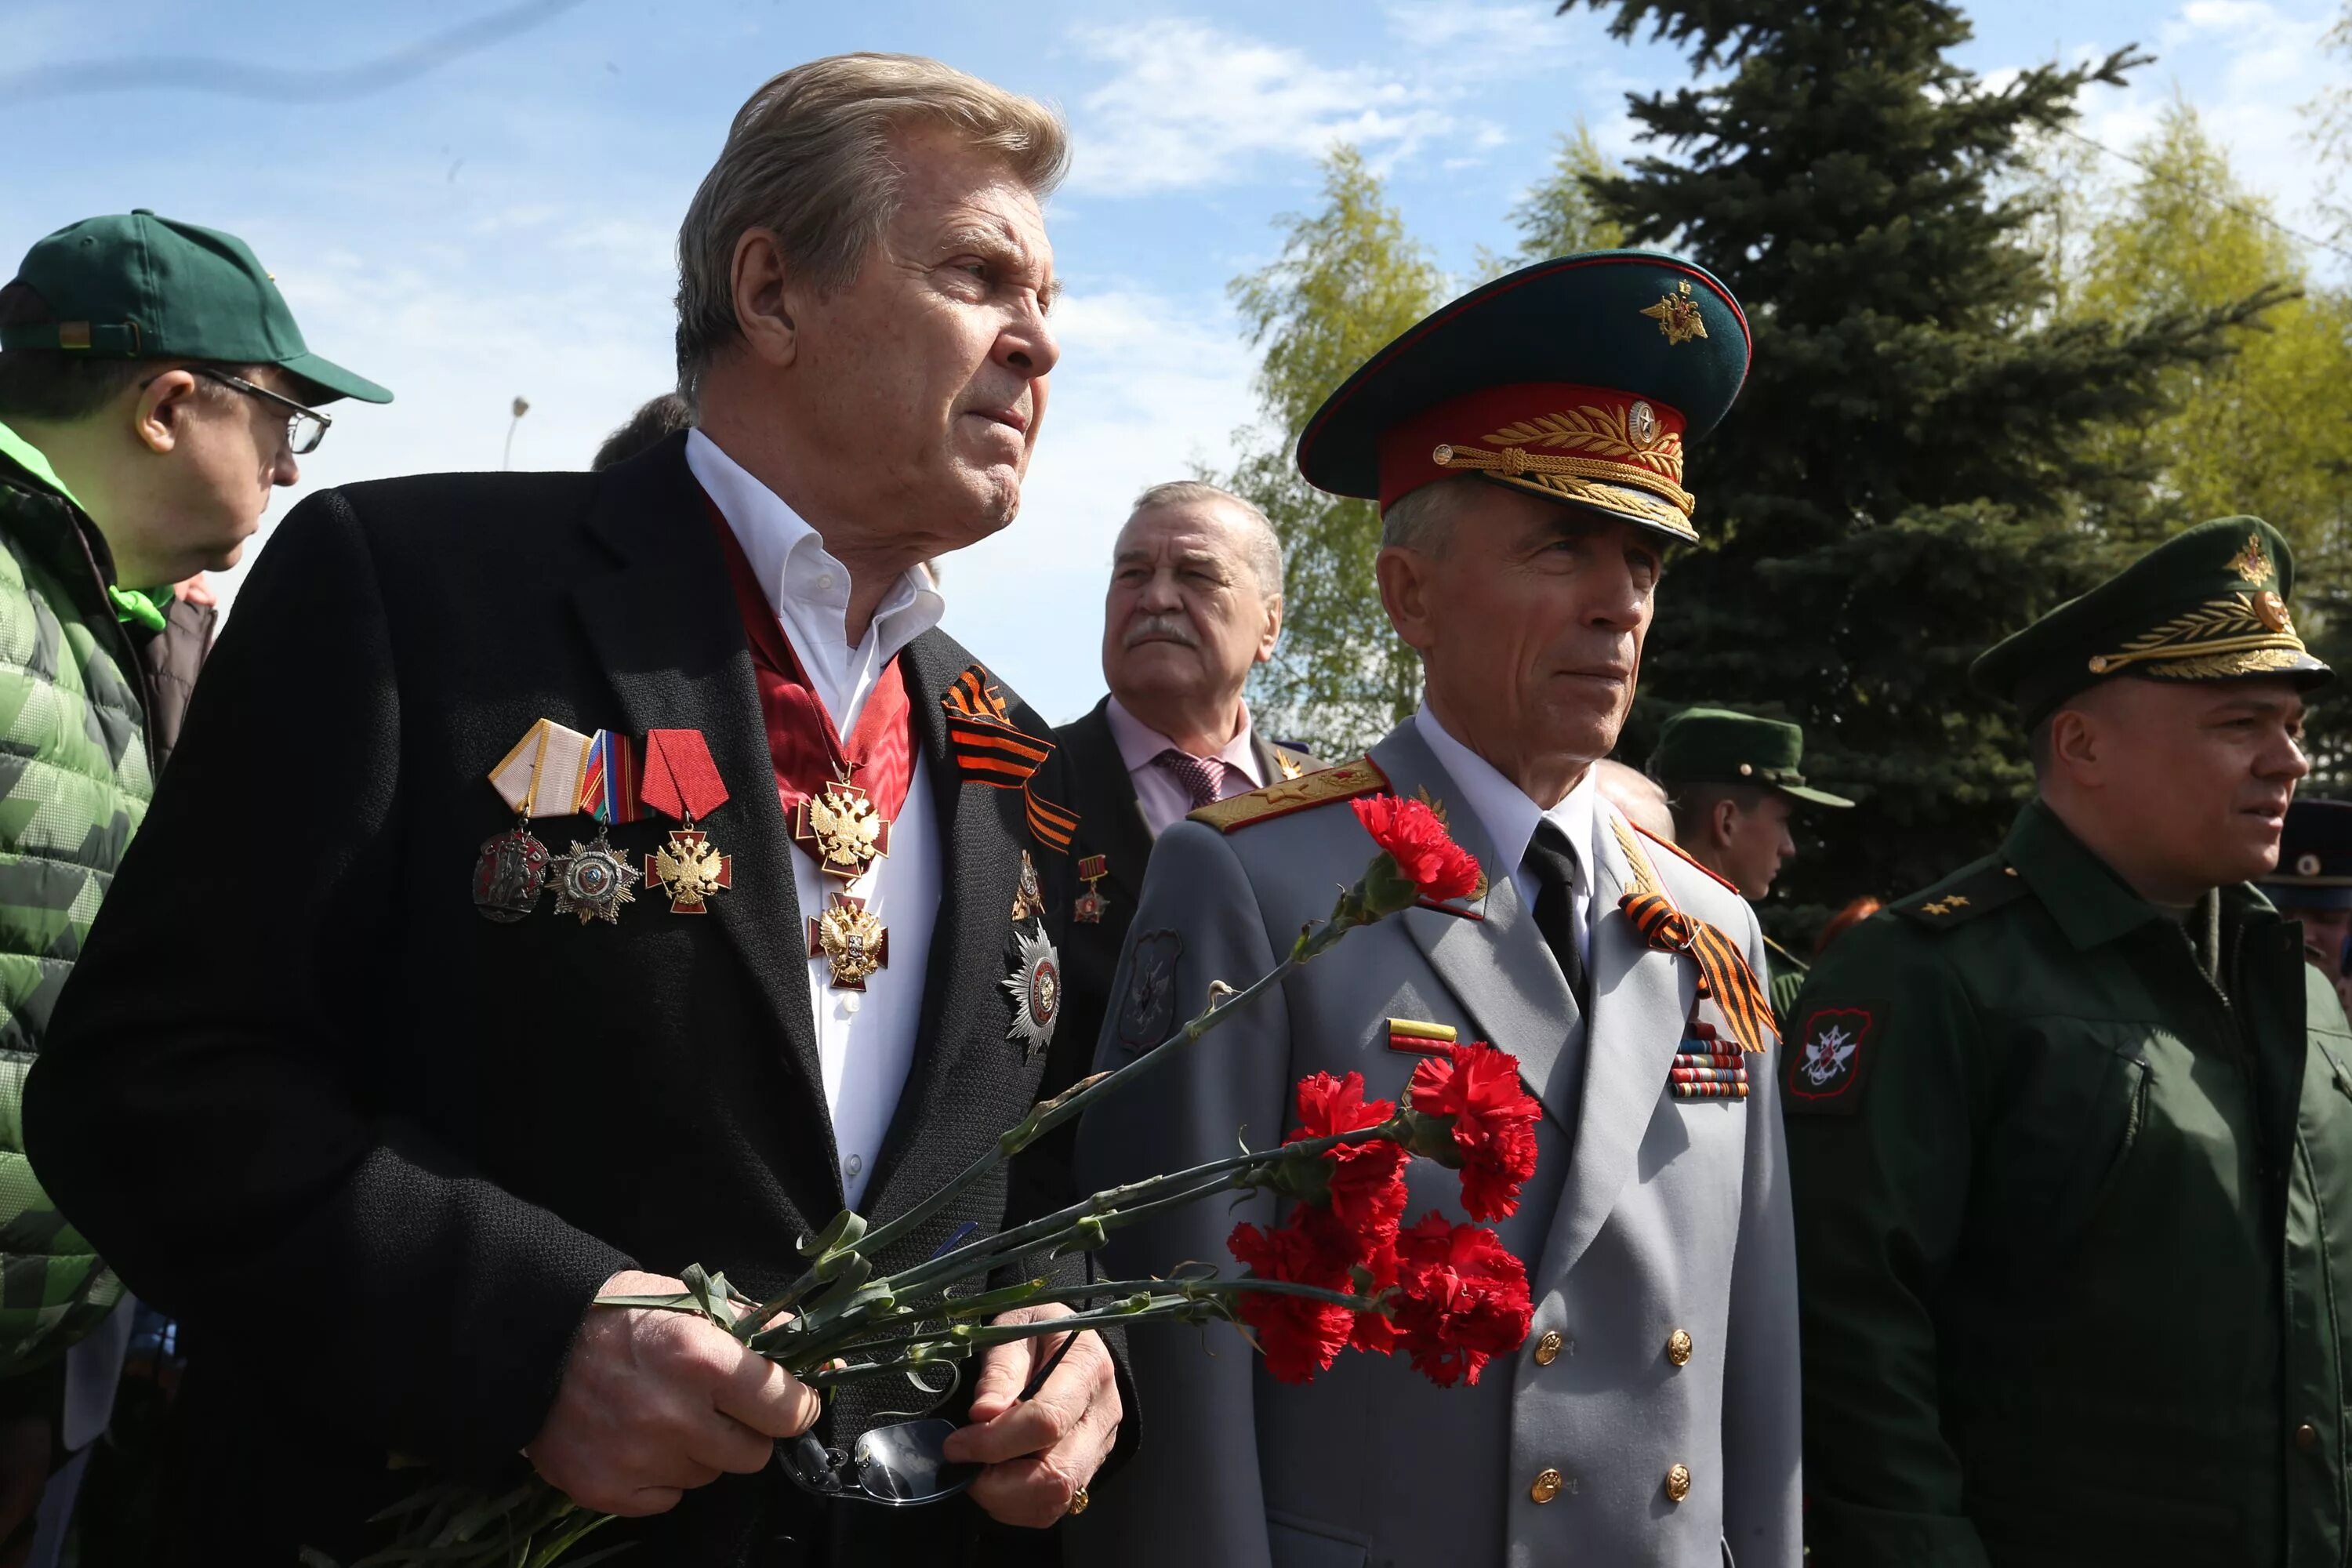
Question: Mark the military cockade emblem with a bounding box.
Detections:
[1639,279,1708,347]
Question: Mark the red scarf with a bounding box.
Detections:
[699,488,915,829]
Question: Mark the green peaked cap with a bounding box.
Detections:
[2,210,390,405]
[1648,706,1853,808]
[1970,516,2329,726]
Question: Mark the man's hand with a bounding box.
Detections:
[524,1270,821,1517]
[942,1302,1120,1528]
[0,1414,47,1568]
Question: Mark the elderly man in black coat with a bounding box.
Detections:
[25,52,1124,1567]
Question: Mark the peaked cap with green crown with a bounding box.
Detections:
[1971,517,2331,726]
[1649,706,1853,808]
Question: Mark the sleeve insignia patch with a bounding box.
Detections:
[1119,928,1184,1053]
[1784,1004,1883,1116]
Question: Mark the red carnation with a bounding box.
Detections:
[1389,1212,1534,1388]
[1287,1073,1407,1243]
[1409,1043,1541,1221]
[1228,1218,1358,1385]
[1352,795,1482,904]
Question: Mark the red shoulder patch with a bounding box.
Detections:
[1784,1004,1884,1116]
[1632,822,1742,895]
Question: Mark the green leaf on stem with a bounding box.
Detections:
[1047,1216,1108,1258]
[941,1279,1047,1319]
[799,1210,868,1259]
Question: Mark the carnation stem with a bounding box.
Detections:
[739,925,1348,1338]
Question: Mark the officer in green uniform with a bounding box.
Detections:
[1784,516,2352,1567]
[1650,706,1853,1018]
[2262,798,2352,1017]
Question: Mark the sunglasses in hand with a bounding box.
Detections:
[776,1319,1083,1507]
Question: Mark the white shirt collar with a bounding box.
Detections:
[1413,703,1595,881]
[1103,695,1264,788]
[684,429,943,730]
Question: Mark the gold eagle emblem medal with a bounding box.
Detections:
[810,893,890,990]
[648,829,732,915]
[794,778,892,880]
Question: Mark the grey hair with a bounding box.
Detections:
[1127,480,1284,600]
[1380,475,1483,554]
[673,53,1070,403]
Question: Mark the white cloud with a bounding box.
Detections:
[2062,0,2346,272]
[1381,0,1576,53]
[1063,19,1457,195]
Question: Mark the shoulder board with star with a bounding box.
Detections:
[1890,858,2031,930]
[1188,756,1390,834]
[1632,822,1741,895]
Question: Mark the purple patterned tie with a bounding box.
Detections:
[1152,747,1231,811]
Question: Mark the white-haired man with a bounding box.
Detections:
[27,53,1123,1566]
[1054,481,1315,1074]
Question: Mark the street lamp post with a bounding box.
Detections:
[503,396,531,470]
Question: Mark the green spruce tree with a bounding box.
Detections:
[1566,0,2285,927]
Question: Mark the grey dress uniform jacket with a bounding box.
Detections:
[1068,719,1802,1568]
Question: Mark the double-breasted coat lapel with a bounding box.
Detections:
[1370,725,1584,1134]
[1547,811,1698,1276]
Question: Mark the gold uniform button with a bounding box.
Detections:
[1533,1329,1565,1366]
[1666,1329,1693,1367]
[1665,1464,1692,1504]
[2296,1422,2321,1454]
[1530,1468,1564,1504]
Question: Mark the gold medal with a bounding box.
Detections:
[647,829,732,915]
[1011,850,1044,922]
[1074,855,1109,925]
[809,893,889,989]
[794,778,892,880]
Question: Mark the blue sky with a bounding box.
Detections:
[4,0,2341,724]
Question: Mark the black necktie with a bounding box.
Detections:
[1524,820,1588,1007]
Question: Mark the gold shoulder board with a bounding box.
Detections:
[1188,756,1391,834]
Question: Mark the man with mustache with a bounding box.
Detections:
[24,53,1123,1566]
[1069,255,1800,1568]
[1784,517,2352,1566]
[1054,481,1314,1106]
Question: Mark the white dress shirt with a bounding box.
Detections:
[1414,703,1597,971]
[1104,695,1265,837]
[688,430,946,1208]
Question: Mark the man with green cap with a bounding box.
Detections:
[1783,516,2352,1567]
[0,209,387,1559]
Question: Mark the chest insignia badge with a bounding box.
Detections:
[1004,923,1062,1062]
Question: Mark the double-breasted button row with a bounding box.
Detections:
[1526,1464,1691,1504]
[1527,1327,1692,1369]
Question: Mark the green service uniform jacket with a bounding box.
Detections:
[1783,800,2352,1568]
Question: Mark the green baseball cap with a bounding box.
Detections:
[1650,706,1854,808]
[1,210,390,405]
[1970,516,2329,727]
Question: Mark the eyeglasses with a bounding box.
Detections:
[775,1323,1083,1507]
[191,367,332,455]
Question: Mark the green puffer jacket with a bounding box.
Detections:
[0,423,154,1377]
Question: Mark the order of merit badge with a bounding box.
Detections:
[811,893,888,990]
[477,720,644,924]
[1004,922,1062,1061]
[641,729,732,914]
[1074,855,1109,924]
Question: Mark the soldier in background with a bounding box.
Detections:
[1785,517,2352,1566]
[2259,797,2352,1015]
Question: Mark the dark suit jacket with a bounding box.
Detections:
[26,434,1116,1566]
[1051,698,1315,1088]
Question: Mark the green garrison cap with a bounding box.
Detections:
[1294,251,1751,544]
[1,210,390,405]
[1970,517,2330,726]
[1649,706,1854,808]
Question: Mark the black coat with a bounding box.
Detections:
[1052,698,1315,1078]
[26,434,1120,1566]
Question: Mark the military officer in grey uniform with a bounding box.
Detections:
[1069,253,1800,1568]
